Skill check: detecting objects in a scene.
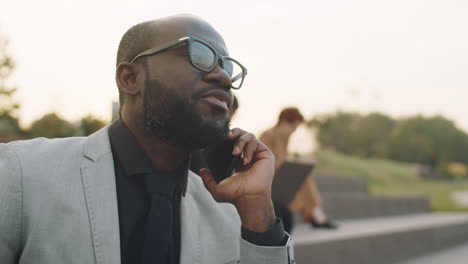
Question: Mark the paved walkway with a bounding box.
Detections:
[397,241,468,264]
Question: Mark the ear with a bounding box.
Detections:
[116,62,143,96]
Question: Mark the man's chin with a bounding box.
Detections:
[189,119,230,148]
[143,94,230,150]
[199,116,230,127]
[196,102,230,122]
[155,117,230,150]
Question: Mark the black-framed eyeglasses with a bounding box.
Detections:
[130,35,248,89]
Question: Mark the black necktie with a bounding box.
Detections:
[141,173,176,264]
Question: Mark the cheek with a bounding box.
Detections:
[177,62,201,80]
[146,58,204,100]
[163,63,201,88]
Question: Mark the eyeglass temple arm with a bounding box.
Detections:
[130,37,190,63]
[231,68,248,82]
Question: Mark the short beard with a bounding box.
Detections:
[143,78,230,150]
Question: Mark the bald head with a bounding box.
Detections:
[116,20,158,66]
[116,15,226,66]
[115,15,229,108]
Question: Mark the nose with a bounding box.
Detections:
[202,64,232,90]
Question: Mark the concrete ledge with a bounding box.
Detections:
[293,213,468,264]
[321,193,430,220]
[315,173,369,194]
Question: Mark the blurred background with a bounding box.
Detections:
[1,0,468,263]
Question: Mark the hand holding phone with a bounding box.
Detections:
[198,128,277,232]
[202,139,241,183]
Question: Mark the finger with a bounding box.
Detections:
[242,140,260,165]
[226,128,247,140]
[233,132,256,156]
[199,168,218,195]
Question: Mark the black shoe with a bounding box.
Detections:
[311,220,338,229]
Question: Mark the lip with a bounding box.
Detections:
[200,90,232,111]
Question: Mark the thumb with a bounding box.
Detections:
[199,168,218,195]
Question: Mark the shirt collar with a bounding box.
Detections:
[108,118,188,196]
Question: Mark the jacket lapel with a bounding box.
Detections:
[81,125,121,264]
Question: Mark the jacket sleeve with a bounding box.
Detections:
[239,233,295,264]
[0,144,22,264]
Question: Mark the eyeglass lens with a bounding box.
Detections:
[190,41,216,70]
[190,40,244,89]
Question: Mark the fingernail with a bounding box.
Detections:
[243,157,248,165]
[233,147,238,154]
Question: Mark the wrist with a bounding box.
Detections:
[235,196,276,232]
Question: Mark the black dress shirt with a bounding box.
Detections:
[108,119,286,264]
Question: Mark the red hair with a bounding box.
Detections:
[278,107,304,124]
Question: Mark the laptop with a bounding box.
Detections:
[271,161,315,205]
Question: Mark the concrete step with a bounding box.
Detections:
[315,173,369,194]
[292,213,468,264]
[321,193,430,220]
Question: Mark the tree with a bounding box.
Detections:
[308,111,362,155]
[309,111,468,166]
[308,111,395,157]
[352,113,395,158]
[78,115,106,136]
[388,115,468,164]
[28,112,77,138]
[0,33,21,134]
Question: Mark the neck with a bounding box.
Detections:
[274,122,295,138]
[122,115,190,172]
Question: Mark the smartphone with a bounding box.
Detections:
[202,139,241,183]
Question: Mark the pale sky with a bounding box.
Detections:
[1,0,468,153]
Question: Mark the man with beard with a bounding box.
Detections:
[0,15,293,264]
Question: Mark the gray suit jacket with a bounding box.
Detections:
[0,126,294,264]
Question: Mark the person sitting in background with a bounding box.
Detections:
[260,107,337,231]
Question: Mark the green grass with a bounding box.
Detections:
[314,149,468,212]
